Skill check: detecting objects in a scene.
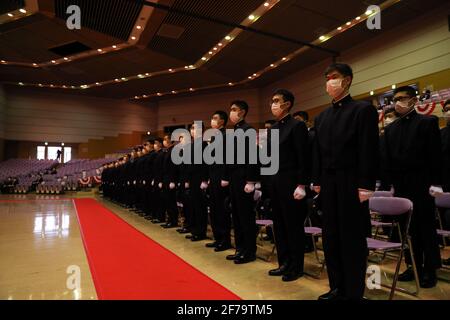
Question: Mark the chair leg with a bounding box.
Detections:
[389,249,404,300]
[408,236,420,296]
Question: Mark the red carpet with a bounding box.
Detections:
[73,198,240,300]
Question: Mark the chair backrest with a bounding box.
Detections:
[435,193,450,209]
[369,197,413,216]
[372,191,394,198]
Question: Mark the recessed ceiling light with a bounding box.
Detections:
[169,69,173,72]
[51,60,56,64]
[138,74,144,78]
[248,76,252,79]
[157,93,162,96]
[370,91,374,96]
[136,26,142,29]
[213,47,217,51]
[131,36,136,40]
[38,84,43,87]
[248,15,255,20]
[143,95,148,98]
[0,60,6,64]
[346,21,351,26]
[228,82,233,86]
[32,63,38,66]
[225,36,232,41]
[145,73,150,76]
[115,79,120,82]
[7,13,13,17]
[63,57,69,60]
[135,96,139,99]
[112,45,117,49]
[282,57,287,61]
[392,84,396,89]
[172,91,176,94]
[209,51,213,54]
[366,10,373,16]
[189,88,194,91]
[121,77,126,81]
[270,64,275,67]
[253,73,257,76]
[218,43,223,46]
[356,16,361,20]
[337,27,342,31]
[319,35,326,41]
[97,49,103,52]
[201,57,207,61]
[18,82,24,85]
[264,2,270,7]
[19,9,27,13]
[96,82,100,85]
[189,65,194,68]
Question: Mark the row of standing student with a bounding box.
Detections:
[102,62,450,300]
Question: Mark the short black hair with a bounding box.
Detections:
[325,63,353,80]
[273,89,295,110]
[293,111,309,121]
[154,137,163,144]
[230,100,249,117]
[394,86,417,98]
[213,110,228,126]
[265,119,276,125]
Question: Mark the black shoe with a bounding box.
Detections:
[151,219,161,224]
[398,267,415,282]
[185,235,193,239]
[226,252,242,260]
[163,223,178,229]
[191,235,207,242]
[282,271,303,282]
[178,228,190,234]
[318,289,340,301]
[234,255,256,264]
[443,258,450,266]
[176,228,184,233]
[205,242,218,248]
[268,264,289,276]
[214,243,232,252]
[420,271,437,288]
[144,216,153,220]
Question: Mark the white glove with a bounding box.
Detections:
[312,185,321,193]
[358,189,374,203]
[143,180,146,185]
[133,180,136,185]
[184,182,190,189]
[200,181,208,190]
[151,179,155,186]
[253,190,262,201]
[429,185,443,197]
[255,182,261,190]
[158,182,162,189]
[221,180,229,187]
[244,182,255,193]
[169,182,176,190]
[293,185,306,200]
[127,181,130,185]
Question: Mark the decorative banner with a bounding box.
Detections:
[416,102,436,115]
[378,110,384,123]
[93,175,102,184]
[79,176,92,186]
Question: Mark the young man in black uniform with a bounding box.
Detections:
[186,122,209,241]
[225,100,260,264]
[160,134,179,228]
[441,100,450,266]
[383,86,442,287]
[312,63,379,300]
[205,111,232,252]
[267,89,310,282]
[151,138,165,223]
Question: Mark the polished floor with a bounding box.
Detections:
[0,192,449,300]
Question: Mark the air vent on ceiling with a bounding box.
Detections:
[48,41,92,57]
[156,23,185,39]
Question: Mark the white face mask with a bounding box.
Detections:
[210,119,219,129]
[271,102,286,118]
[229,111,241,124]
[326,78,346,99]
[395,99,414,114]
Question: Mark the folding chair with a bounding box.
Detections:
[255,219,276,262]
[371,191,394,240]
[435,193,450,270]
[367,196,419,300]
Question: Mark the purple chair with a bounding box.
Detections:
[371,190,394,239]
[368,196,418,299]
[435,193,450,253]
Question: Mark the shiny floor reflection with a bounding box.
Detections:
[0,195,96,300]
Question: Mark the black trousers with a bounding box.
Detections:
[208,175,231,245]
[269,171,307,273]
[189,177,208,237]
[392,172,441,272]
[180,187,193,229]
[162,184,178,225]
[230,169,257,256]
[320,170,369,299]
